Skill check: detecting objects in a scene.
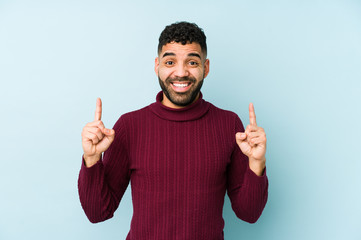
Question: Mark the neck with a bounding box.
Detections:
[161,93,200,109]
[150,91,210,122]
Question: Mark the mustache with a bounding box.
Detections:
[165,76,196,83]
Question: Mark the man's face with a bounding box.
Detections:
[155,42,209,108]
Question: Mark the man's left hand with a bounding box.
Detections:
[236,103,267,176]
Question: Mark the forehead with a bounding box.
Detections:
[160,42,203,58]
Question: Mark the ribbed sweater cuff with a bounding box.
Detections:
[80,155,103,177]
[244,164,268,186]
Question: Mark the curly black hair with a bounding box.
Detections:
[158,21,207,56]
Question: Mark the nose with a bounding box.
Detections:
[174,63,189,78]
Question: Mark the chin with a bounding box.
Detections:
[159,77,203,107]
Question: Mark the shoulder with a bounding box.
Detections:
[207,102,245,131]
[112,105,151,130]
[208,102,240,120]
[121,105,150,120]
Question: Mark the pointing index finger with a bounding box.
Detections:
[94,98,102,121]
[249,103,257,126]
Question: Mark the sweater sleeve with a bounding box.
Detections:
[226,115,268,223]
[78,116,131,223]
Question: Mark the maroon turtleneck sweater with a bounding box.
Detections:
[78,92,268,240]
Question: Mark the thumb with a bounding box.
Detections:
[104,128,115,142]
[103,128,115,136]
[235,132,252,157]
[235,132,247,143]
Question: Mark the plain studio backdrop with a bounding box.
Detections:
[0,1,360,239]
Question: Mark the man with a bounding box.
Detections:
[79,21,268,239]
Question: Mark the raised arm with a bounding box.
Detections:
[227,104,268,223]
[78,98,130,223]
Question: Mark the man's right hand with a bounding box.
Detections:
[81,98,115,167]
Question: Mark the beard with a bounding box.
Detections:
[158,75,204,107]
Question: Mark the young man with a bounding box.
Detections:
[79,21,268,240]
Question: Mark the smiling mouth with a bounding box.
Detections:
[170,81,192,92]
[172,82,191,88]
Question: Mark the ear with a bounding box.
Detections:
[203,59,210,79]
[154,57,159,76]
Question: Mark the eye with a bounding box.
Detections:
[165,61,174,66]
[189,61,199,66]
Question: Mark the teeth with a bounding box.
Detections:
[173,83,188,88]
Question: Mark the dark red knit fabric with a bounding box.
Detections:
[78,92,268,240]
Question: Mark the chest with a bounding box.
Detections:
[127,118,234,191]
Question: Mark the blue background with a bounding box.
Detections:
[1,1,360,239]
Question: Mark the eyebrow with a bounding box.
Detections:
[188,53,201,59]
[162,52,175,58]
[162,52,201,59]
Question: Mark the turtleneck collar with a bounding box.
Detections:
[149,91,210,122]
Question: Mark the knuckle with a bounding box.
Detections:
[87,121,95,127]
